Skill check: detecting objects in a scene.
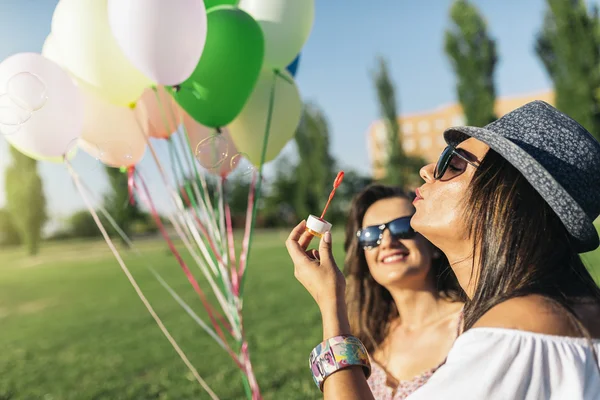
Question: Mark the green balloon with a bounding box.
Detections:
[171,6,264,128]
[203,0,238,10]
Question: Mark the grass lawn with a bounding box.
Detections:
[0,228,599,400]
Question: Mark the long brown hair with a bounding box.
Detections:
[462,149,600,332]
[343,184,463,353]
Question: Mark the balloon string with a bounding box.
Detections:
[239,69,279,298]
[223,180,239,297]
[64,160,221,400]
[133,103,219,247]
[134,171,243,367]
[155,89,223,251]
[76,173,233,356]
[241,341,261,400]
[133,110,225,273]
[167,138,225,267]
[238,172,257,283]
[127,165,136,205]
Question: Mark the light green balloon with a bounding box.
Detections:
[228,69,302,166]
[238,0,315,69]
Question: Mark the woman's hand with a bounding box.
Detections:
[285,220,346,313]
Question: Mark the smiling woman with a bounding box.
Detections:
[286,100,600,400]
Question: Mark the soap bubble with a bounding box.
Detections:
[230,152,255,176]
[7,72,48,111]
[195,134,229,169]
[0,94,31,135]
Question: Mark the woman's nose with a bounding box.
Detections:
[379,229,393,249]
[420,163,436,183]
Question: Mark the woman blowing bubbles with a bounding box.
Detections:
[286,101,600,399]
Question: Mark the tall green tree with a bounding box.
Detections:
[5,146,47,255]
[294,102,336,219]
[103,166,143,245]
[371,56,405,186]
[536,0,600,139]
[445,0,498,126]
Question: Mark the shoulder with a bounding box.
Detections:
[472,295,581,337]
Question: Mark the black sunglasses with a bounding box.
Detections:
[356,216,416,249]
[434,145,479,180]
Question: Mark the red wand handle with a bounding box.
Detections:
[321,171,345,219]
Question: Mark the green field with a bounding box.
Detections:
[0,229,599,400]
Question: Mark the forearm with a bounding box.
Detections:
[319,300,376,400]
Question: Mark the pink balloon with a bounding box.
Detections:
[184,113,239,178]
[135,86,182,139]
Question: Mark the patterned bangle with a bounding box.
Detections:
[309,335,371,391]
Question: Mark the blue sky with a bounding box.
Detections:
[0,0,583,227]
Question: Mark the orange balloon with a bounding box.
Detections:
[135,86,183,139]
[183,113,240,178]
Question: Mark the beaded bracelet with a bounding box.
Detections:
[309,335,371,391]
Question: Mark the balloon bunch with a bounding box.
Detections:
[0,0,314,398]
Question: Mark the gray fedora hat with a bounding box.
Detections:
[443,100,600,253]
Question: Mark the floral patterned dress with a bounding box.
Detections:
[367,311,464,400]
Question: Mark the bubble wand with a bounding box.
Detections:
[306,171,345,238]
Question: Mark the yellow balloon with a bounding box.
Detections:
[229,69,302,165]
[49,0,153,106]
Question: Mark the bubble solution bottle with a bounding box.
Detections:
[305,215,333,238]
[305,171,344,238]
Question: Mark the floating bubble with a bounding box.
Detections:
[7,72,48,111]
[0,94,31,135]
[195,133,229,169]
[230,152,255,176]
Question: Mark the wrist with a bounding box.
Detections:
[319,296,351,340]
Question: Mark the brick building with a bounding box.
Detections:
[367,90,555,179]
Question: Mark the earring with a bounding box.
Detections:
[432,250,441,259]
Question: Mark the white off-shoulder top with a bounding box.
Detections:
[407,328,600,399]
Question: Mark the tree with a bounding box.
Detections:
[536,0,600,139]
[445,0,498,127]
[103,166,144,245]
[371,56,405,186]
[5,146,47,255]
[294,102,336,219]
[262,157,299,227]
[0,208,21,246]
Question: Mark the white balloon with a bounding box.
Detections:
[108,0,207,85]
[238,0,314,68]
[0,53,84,159]
[78,87,147,168]
[229,69,302,165]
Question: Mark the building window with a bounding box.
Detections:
[420,137,432,149]
[451,114,465,126]
[435,118,446,131]
[403,138,416,152]
[403,122,413,135]
[402,139,417,152]
[418,120,430,133]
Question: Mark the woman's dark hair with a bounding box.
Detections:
[343,183,463,353]
[462,149,600,333]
